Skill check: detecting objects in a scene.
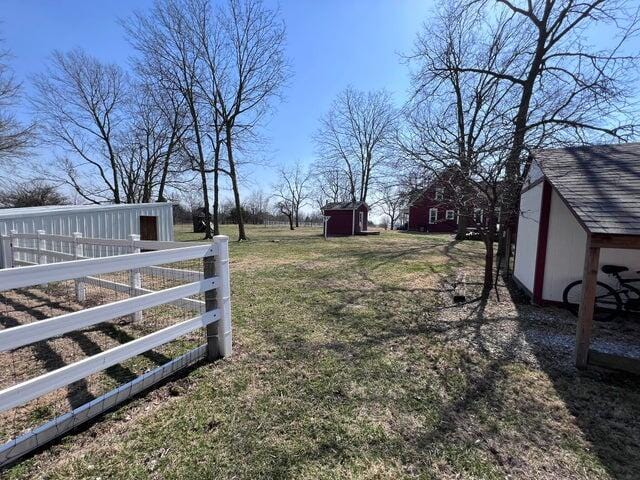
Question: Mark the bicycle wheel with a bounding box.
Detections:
[562,280,622,322]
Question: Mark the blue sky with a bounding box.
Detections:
[1,0,433,201]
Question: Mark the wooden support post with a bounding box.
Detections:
[73,232,86,302]
[205,235,232,360]
[575,241,600,369]
[129,234,142,322]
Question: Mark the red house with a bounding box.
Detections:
[407,181,461,233]
[406,171,490,233]
[322,201,369,236]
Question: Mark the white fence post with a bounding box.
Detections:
[129,234,142,322]
[205,235,232,359]
[36,229,46,265]
[9,229,17,268]
[37,230,49,288]
[73,232,86,302]
[0,235,10,269]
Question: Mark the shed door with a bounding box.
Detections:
[140,216,158,241]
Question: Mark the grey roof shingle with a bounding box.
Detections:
[535,143,640,235]
[322,201,367,211]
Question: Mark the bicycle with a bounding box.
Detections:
[562,265,640,322]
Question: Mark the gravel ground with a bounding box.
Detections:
[436,273,640,372]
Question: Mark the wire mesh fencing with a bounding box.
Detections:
[0,234,231,467]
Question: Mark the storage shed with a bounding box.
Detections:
[321,201,369,236]
[0,203,174,268]
[513,143,640,368]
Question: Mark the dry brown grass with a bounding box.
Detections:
[2,225,640,479]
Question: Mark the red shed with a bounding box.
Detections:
[321,201,369,236]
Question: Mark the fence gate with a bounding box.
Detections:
[0,233,232,467]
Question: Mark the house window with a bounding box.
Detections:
[434,188,444,201]
[474,208,483,224]
[446,210,455,221]
[429,208,438,224]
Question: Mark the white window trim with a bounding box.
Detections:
[434,188,444,201]
[445,210,455,221]
[429,208,438,224]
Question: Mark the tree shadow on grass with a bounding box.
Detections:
[243,270,598,478]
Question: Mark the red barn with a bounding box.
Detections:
[322,201,369,236]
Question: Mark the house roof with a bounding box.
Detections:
[535,142,640,235]
[322,201,367,211]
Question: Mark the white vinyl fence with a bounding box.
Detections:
[0,231,232,467]
[262,220,322,228]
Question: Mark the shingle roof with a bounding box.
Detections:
[535,143,640,235]
[322,201,367,211]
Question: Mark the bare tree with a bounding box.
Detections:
[133,81,191,203]
[402,0,640,293]
[117,91,178,203]
[32,48,188,206]
[311,163,352,211]
[124,0,215,237]
[272,161,311,229]
[0,180,67,207]
[0,38,33,163]
[274,199,294,230]
[209,0,290,240]
[32,49,128,204]
[452,0,640,251]
[315,87,397,204]
[379,184,404,230]
[125,0,288,240]
[401,1,514,291]
[245,189,269,224]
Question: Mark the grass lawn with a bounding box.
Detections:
[5,224,640,479]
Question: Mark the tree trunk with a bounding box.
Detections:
[482,213,497,295]
[288,213,294,230]
[213,148,220,236]
[200,166,212,239]
[224,128,246,241]
[455,210,469,240]
[157,130,177,202]
[499,29,548,268]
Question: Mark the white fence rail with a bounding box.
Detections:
[0,232,232,467]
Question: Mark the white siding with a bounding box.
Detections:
[0,203,174,268]
[513,182,543,293]
[522,161,544,190]
[542,191,640,302]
